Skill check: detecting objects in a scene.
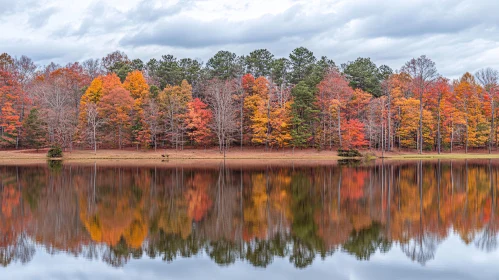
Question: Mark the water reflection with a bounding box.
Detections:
[0,160,498,269]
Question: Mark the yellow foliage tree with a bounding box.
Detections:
[123,70,151,148]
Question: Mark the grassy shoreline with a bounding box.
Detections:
[2,148,499,163]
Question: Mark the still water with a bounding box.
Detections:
[1,160,499,280]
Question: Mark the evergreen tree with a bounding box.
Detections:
[342,57,392,97]
[290,82,318,148]
[206,51,244,80]
[289,47,316,84]
[305,56,336,87]
[245,49,274,78]
[22,108,46,150]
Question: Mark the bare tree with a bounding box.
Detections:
[86,103,104,154]
[13,55,37,108]
[32,73,75,148]
[13,55,37,148]
[144,99,160,151]
[476,68,498,153]
[206,78,238,155]
[402,56,438,154]
[82,58,102,81]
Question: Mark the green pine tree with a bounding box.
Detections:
[22,108,46,150]
[290,82,318,148]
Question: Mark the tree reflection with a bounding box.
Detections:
[0,160,499,268]
[342,222,391,260]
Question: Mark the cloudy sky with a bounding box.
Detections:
[1,0,498,78]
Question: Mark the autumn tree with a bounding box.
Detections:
[98,87,134,149]
[454,73,489,152]
[342,119,368,149]
[269,102,292,149]
[382,72,412,151]
[0,70,21,147]
[0,53,14,74]
[398,98,434,149]
[158,80,192,149]
[123,70,151,148]
[185,98,214,147]
[78,73,122,149]
[245,76,271,146]
[475,68,498,153]
[402,55,438,154]
[316,70,353,149]
[427,77,451,153]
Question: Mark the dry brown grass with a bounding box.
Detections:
[0,147,342,163]
[3,148,499,165]
[375,150,499,160]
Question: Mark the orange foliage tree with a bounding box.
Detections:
[123,70,151,148]
[185,98,213,147]
[0,70,21,147]
[98,87,134,149]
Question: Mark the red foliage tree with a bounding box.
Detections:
[186,98,214,147]
[342,119,368,149]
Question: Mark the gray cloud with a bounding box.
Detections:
[120,5,336,47]
[54,0,188,38]
[346,0,499,38]
[28,7,59,28]
[0,0,39,17]
[67,3,125,37]
[1,0,499,78]
[127,0,188,23]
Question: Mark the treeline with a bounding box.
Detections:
[0,49,498,153]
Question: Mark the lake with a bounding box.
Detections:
[1,160,499,280]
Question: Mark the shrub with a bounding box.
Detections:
[47,146,63,158]
[338,149,362,157]
[48,160,63,172]
[338,159,362,166]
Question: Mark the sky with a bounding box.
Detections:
[4,233,499,279]
[1,0,499,78]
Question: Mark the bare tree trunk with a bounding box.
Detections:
[337,109,342,148]
[465,116,469,154]
[387,93,391,151]
[437,102,441,154]
[419,92,423,154]
[240,93,244,150]
[490,101,494,154]
[93,125,97,154]
[119,126,122,150]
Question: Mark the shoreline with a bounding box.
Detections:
[2,148,499,164]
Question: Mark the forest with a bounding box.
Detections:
[0,48,498,154]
